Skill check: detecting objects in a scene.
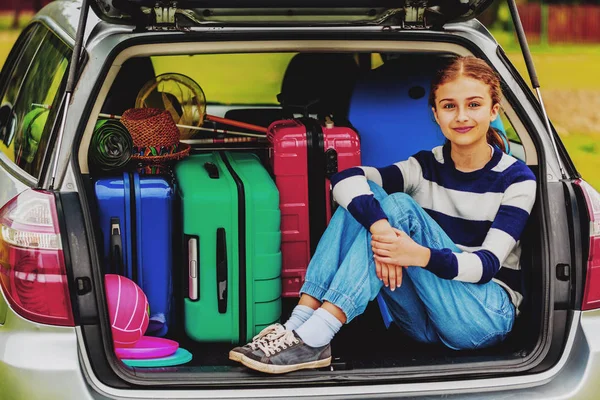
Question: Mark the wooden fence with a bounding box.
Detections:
[0,1,52,12]
[518,4,600,44]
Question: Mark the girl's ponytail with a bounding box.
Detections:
[487,127,510,154]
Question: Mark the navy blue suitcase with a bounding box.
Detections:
[95,172,173,337]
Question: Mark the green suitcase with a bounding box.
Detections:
[175,152,282,343]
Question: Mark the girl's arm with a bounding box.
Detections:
[331,156,424,230]
[425,172,537,283]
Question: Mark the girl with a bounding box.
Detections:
[230,56,537,374]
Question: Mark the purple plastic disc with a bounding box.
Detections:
[115,336,179,360]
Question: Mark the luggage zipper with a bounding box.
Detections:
[128,172,139,285]
[300,118,328,256]
[218,152,247,344]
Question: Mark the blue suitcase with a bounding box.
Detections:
[95,172,173,337]
[348,56,507,168]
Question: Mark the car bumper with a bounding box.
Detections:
[0,306,95,400]
[81,310,600,399]
[2,310,600,399]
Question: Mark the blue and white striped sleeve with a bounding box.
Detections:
[330,157,424,229]
[425,170,537,283]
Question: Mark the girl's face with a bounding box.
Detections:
[432,75,500,150]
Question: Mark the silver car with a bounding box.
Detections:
[1,0,599,399]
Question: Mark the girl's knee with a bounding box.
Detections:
[388,192,413,202]
[380,192,415,213]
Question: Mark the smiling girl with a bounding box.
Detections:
[230,56,537,374]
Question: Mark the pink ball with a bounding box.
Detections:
[104,274,149,348]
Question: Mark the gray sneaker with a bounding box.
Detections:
[240,330,332,374]
[229,323,285,362]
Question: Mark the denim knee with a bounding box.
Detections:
[380,192,415,215]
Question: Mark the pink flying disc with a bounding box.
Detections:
[115,336,179,360]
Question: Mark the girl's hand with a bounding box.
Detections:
[377,260,404,290]
[372,228,431,269]
[369,220,403,289]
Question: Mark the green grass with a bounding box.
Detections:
[0,12,32,70]
[490,30,600,91]
[503,49,600,91]
[560,133,600,189]
[0,12,32,30]
[496,39,600,190]
[0,31,19,70]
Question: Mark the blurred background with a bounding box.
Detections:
[1,0,599,188]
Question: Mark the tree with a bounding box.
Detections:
[11,0,22,29]
[33,0,44,13]
[11,0,48,29]
[478,2,502,28]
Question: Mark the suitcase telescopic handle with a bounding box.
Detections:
[109,217,124,276]
[188,237,199,301]
[216,228,228,314]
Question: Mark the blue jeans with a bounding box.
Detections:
[299,182,515,350]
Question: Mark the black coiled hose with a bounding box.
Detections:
[88,119,133,173]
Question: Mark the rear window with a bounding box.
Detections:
[0,23,70,179]
[111,52,526,162]
[152,53,296,105]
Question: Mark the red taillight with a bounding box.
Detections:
[575,179,600,311]
[0,189,74,326]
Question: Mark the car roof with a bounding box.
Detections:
[33,0,106,46]
[34,0,497,50]
[92,0,498,28]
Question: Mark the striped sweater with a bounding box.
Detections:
[331,144,537,311]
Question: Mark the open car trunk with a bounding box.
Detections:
[70,33,563,388]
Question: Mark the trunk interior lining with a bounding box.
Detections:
[74,40,551,385]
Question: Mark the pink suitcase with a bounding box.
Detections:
[267,118,361,297]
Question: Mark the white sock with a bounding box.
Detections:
[284,305,315,331]
[295,308,343,348]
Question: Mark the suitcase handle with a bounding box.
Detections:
[109,217,124,275]
[324,148,338,178]
[204,162,220,179]
[216,228,228,314]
